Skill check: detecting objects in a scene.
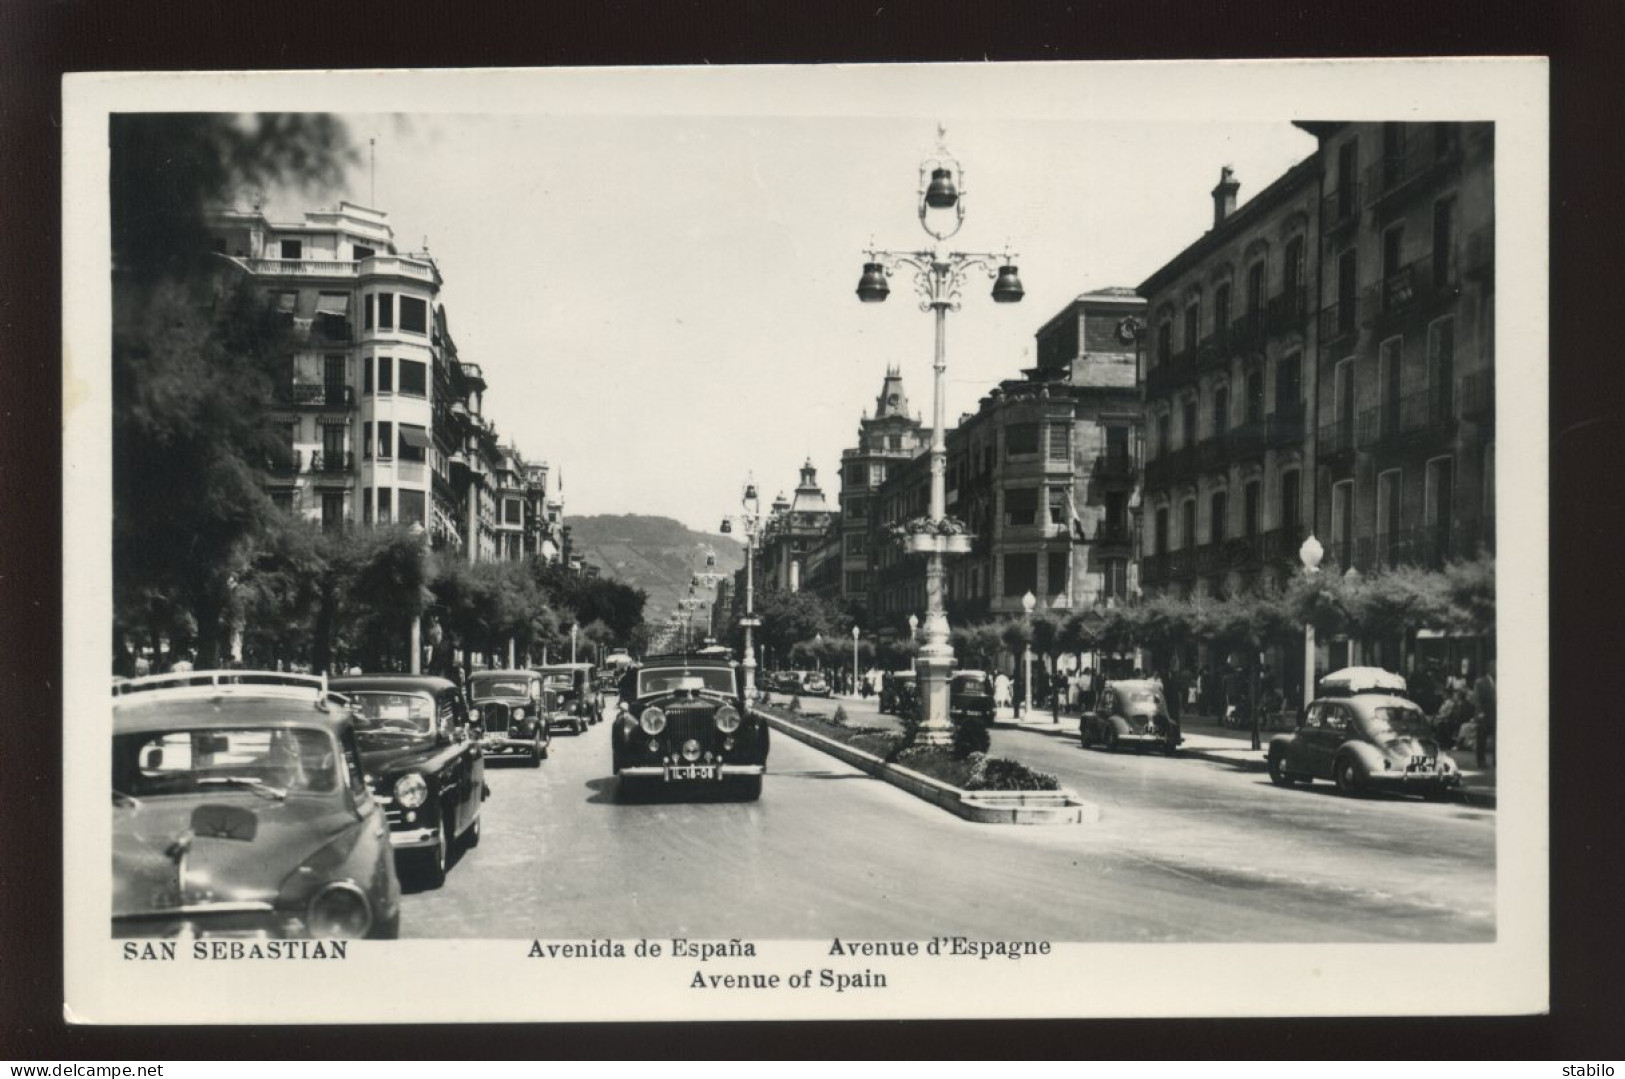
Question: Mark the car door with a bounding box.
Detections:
[1286,702,1322,772]
[1307,703,1352,777]
[436,691,474,835]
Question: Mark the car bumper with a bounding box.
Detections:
[389,827,441,850]
[481,735,538,753]
[1366,769,1462,789]
[618,763,766,780]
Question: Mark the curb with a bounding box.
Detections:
[994,718,1498,809]
[757,709,1100,825]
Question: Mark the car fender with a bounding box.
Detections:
[1338,739,1384,773]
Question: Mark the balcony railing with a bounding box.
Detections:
[312,314,353,343]
[1265,401,1307,448]
[1168,549,1195,578]
[233,254,439,285]
[1318,297,1360,343]
[1319,418,1357,460]
[1458,371,1494,422]
[1367,253,1460,325]
[1230,309,1266,352]
[1141,552,1170,586]
[1363,139,1461,208]
[1093,453,1135,480]
[1095,521,1133,545]
[1322,183,1362,233]
[1143,446,1196,489]
[308,451,354,476]
[1357,386,1457,449]
[264,450,302,480]
[1228,417,1268,460]
[1265,288,1310,337]
[1196,326,1230,370]
[1260,524,1307,564]
[1196,435,1227,472]
[281,383,354,408]
[1357,517,1494,572]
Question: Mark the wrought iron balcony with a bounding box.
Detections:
[1196,435,1227,472]
[1228,416,1268,460]
[1192,542,1221,576]
[1265,401,1308,448]
[281,383,354,408]
[1458,370,1494,422]
[1095,520,1133,546]
[1357,386,1457,450]
[1318,298,1360,344]
[1168,549,1195,578]
[1229,309,1266,352]
[1141,552,1170,586]
[1196,326,1231,370]
[1260,524,1306,564]
[1143,446,1196,490]
[264,449,302,480]
[308,451,354,477]
[1359,517,1490,572]
[1092,452,1135,481]
[1363,139,1461,209]
[1322,183,1362,234]
[1319,418,1357,462]
[1367,254,1460,326]
[1266,288,1310,337]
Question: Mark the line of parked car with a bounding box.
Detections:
[110,662,608,942]
[763,669,830,698]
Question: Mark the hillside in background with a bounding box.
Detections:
[564,515,745,633]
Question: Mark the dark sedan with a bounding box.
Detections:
[331,675,488,887]
[112,670,401,940]
[949,671,995,724]
[1080,679,1182,755]
[467,669,550,767]
[612,654,768,801]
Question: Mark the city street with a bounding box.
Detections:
[399,695,1494,943]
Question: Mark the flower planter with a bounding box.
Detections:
[900,533,975,556]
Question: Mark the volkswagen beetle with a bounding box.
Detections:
[1267,667,1461,799]
[611,653,768,801]
[112,670,401,940]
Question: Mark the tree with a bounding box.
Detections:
[112,114,357,668]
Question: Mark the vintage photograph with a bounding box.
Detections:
[64,61,1548,1022]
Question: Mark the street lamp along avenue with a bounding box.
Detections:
[856,126,1023,746]
[720,479,763,698]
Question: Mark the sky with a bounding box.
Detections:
[258,71,1319,534]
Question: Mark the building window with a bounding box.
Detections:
[1276,352,1303,409]
[1280,470,1301,532]
[1331,480,1354,567]
[1157,320,1172,365]
[848,495,868,518]
[1103,558,1128,599]
[399,359,427,397]
[1181,499,1197,549]
[361,487,372,524]
[1105,490,1128,536]
[1210,490,1228,543]
[1005,423,1040,457]
[281,239,302,259]
[1048,488,1068,526]
[399,424,428,463]
[1003,553,1038,597]
[1433,197,1456,288]
[362,355,373,395]
[1336,249,1357,333]
[400,296,428,334]
[1047,550,1069,596]
[321,492,343,532]
[1214,282,1231,336]
[1105,425,1129,468]
[846,571,866,594]
[377,487,393,524]
[1048,423,1070,462]
[1005,487,1038,526]
[1336,140,1359,219]
[1183,300,1199,353]
[1182,399,1198,449]
[1284,235,1305,298]
[1244,481,1261,537]
[1212,384,1229,435]
[377,356,394,393]
[887,434,901,450]
[505,498,523,525]
[1429,318,1456,417]
[362,421,372,460]
[271,491,293,513]
[364,294,374,331]
[378,294,394,330]
[847,461,867,486]
[377,421,393,460]
[354,244,375,260]
[1155,507,1169,555]
[1156,413,1170,458]
[274,292,298,318]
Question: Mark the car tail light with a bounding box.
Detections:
[640,706,667,735]
[306,882,373,939]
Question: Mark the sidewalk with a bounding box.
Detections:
[991,705,1497,809]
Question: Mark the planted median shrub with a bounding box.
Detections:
[832,705,848,726]
[965,753,1060,792]
[951,717,991,759]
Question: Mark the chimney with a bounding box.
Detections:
[1211,166,1240,227]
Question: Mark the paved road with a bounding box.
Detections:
[397,695,1494,942]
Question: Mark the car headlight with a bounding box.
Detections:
[394,773,428,809]
[514,707,526,720]
[306,881,373,939]
[640,706,667,735]
[714,705,741,733]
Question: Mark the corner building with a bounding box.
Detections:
[837,367,929,611]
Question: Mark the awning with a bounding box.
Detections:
[316,413,350,426]
[398,424,432,449]
[315,293,350,314]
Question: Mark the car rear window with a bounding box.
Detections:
[637,668,735,695]
[114,727,338,797]
[473,678,530,698]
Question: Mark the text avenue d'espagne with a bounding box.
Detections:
[526,938,1053,961]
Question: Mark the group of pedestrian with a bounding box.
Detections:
[1412,657,1496,767]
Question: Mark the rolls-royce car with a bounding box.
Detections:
[329,675,487,887]
[1267,667,1461,799]
[467,669,550,767]
[112,670,401,940]
[611,654,769,801]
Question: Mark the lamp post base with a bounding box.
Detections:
[914,648,955,746]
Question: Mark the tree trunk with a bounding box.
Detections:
[1249,652,1262,751]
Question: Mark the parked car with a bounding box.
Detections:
[949,670,995,724]
[330,675,488,887]
[798,670,831,697]
[1267,667,1461,799]
[467,669,551,767]
[112,670,401,940]
[612,653,769,800]
[878,669,918,716]
[1080,678,1182,755]
[535,662,600,733]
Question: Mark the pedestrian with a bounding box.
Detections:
[1473,660,1496,768]
[1165,668,1183,723]
[993,670,1012,713]
[170,650,194,673]
[1447,659,1471,697]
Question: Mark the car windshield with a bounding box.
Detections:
[471,678,530,699]
[1125,690,1162,707]
[347,692,435,739]
[1361,704,1434,741]
[637,668,736,696]
[113,727,338,798]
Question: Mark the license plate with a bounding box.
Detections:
[666,764,718,781]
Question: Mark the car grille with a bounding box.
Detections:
[481,702,511,734]
[662,699,717,749]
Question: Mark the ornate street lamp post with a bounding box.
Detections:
[1021,590,1037,720]
[1299,533,1324,714]
[851,625,861,698]
[720,479,763,698]
[857,127,1023,745]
